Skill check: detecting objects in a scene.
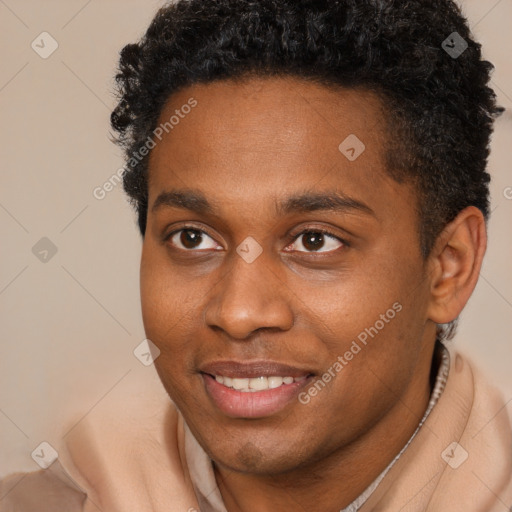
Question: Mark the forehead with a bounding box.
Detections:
[147,76,406,218]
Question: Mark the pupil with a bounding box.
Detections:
[181,229,202,249]
[303,232,324,251]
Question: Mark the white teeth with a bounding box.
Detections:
[249,377,268,390]
[232,378,248,390]
[213,375,306,392]
[268,376,283,389]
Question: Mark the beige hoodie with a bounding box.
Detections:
[1,348,511,512]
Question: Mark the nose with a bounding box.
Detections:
[204,251,294,340]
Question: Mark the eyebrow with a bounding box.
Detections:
[151,188,375,217]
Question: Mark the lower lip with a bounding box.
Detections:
[202,374,312,418]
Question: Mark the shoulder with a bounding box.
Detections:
[435,347,512,507]
[1,383,195,511]
[441,347,511,452]
[0,461,86,511]
[448,348,510,424]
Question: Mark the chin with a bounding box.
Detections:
[211,443,305,476]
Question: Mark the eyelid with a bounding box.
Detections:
[164,221,212,238]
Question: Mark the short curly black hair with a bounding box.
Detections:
[111,0,502,260]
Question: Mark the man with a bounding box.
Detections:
[1,0,511,510]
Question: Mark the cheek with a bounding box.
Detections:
[140,247,196,367]
[296,266,399,339]
[299,254,427,385]
[140,257,201,409]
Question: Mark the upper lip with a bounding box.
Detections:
[199,360,315,379]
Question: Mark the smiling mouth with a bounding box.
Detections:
[200,372,314,418]
[198,359,316,417]
[205,374,309,392]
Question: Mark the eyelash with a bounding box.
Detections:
[164,225,349,254]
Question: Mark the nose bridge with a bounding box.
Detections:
[204,250,294,339]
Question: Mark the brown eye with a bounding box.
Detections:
[287,230,344,253]
[180,229,203,249]
[168,228,219,251]
[301,232,325,251]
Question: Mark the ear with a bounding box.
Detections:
[426,206,487,324]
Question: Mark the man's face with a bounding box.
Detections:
[141,77,435,475]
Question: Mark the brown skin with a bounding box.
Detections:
[140,77,486,511]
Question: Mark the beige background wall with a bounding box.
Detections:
[1,0,511,477]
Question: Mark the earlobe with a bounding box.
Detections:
[427,206,487,325]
